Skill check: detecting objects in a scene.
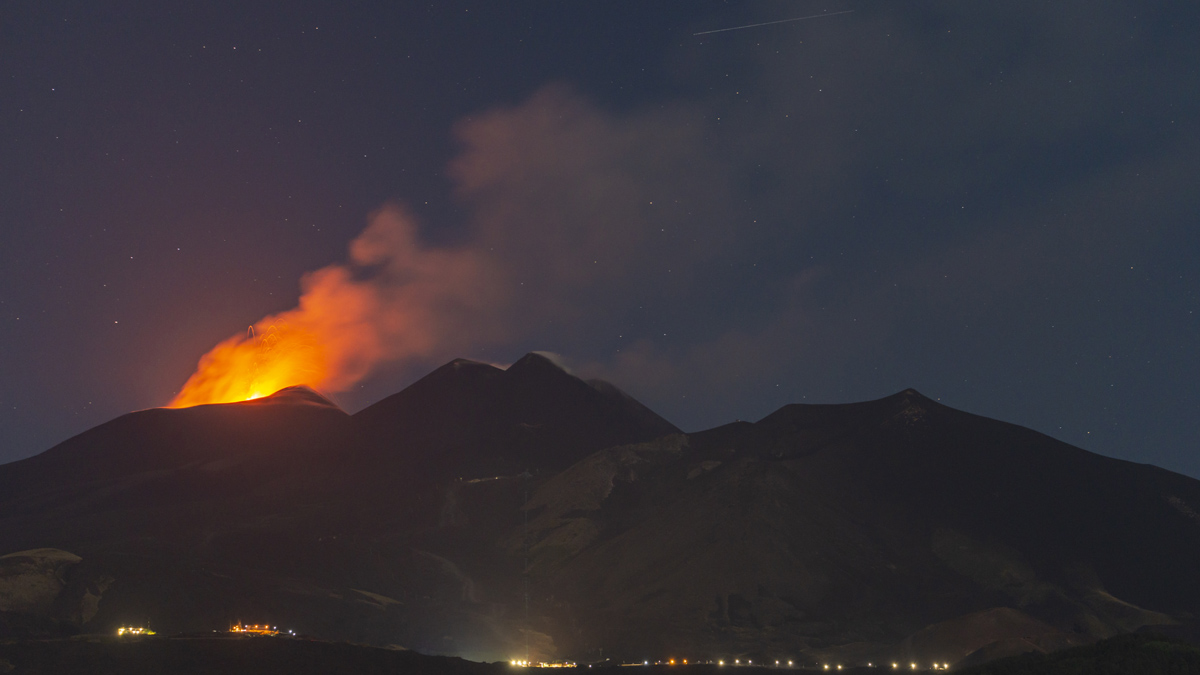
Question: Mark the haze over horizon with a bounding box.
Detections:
[1,1,1197,478]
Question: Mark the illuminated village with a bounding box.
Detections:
[230,623,283,636]
[112,619,971,670]
[502,657,960,670]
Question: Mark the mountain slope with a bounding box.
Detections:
[506,390,1200,664]
[0,385,351,522]
[0,374,1196,667]
[353,352,679,477]
[0,356,679,658]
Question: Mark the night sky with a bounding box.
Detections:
[2,2,1198,477]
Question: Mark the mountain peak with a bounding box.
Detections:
[241,385,344,412]
[507,351,575,377]
[448,357,494,369]
[353,352,678,475]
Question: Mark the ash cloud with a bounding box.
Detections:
[179,0,1200,477]
[176,86,742,402]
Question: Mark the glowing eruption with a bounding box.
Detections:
[167,323,328,407]
[167,204,499,408]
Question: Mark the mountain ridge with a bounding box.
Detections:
[0,354,1196,668]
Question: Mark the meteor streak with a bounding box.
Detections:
[693,10,855,36]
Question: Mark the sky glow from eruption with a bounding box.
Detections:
[166,205,496,408]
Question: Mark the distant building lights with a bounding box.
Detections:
[230,624,278,636]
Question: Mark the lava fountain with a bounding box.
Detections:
[167,322,328,408]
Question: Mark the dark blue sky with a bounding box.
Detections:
[2,1,1198,477]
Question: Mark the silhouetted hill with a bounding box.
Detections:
[353,352,679,477]
[0,368,1197,668]
[0,636,506,675]
[0,385,346,482]
[955,632,1200,674]
[0,385,351,529]
[506,390,1200,664]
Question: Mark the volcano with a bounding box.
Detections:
[1,355,1198,667]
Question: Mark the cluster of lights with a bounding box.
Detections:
[230,624,280,636]
[116,626,155,636]
[509,660,576,668]
[507,654,956,670]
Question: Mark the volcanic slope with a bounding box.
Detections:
[0,355,678,658]
[352,352,680,477]
[1,364,1198,666]
[501,389,1200,666]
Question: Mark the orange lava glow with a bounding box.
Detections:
[167,322,327,408]
[167,204,498,409]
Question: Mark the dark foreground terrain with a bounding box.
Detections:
[956,633,1200,674]
[4,633,1197,674]
[0,635,504,675]
[0,635,837,675]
